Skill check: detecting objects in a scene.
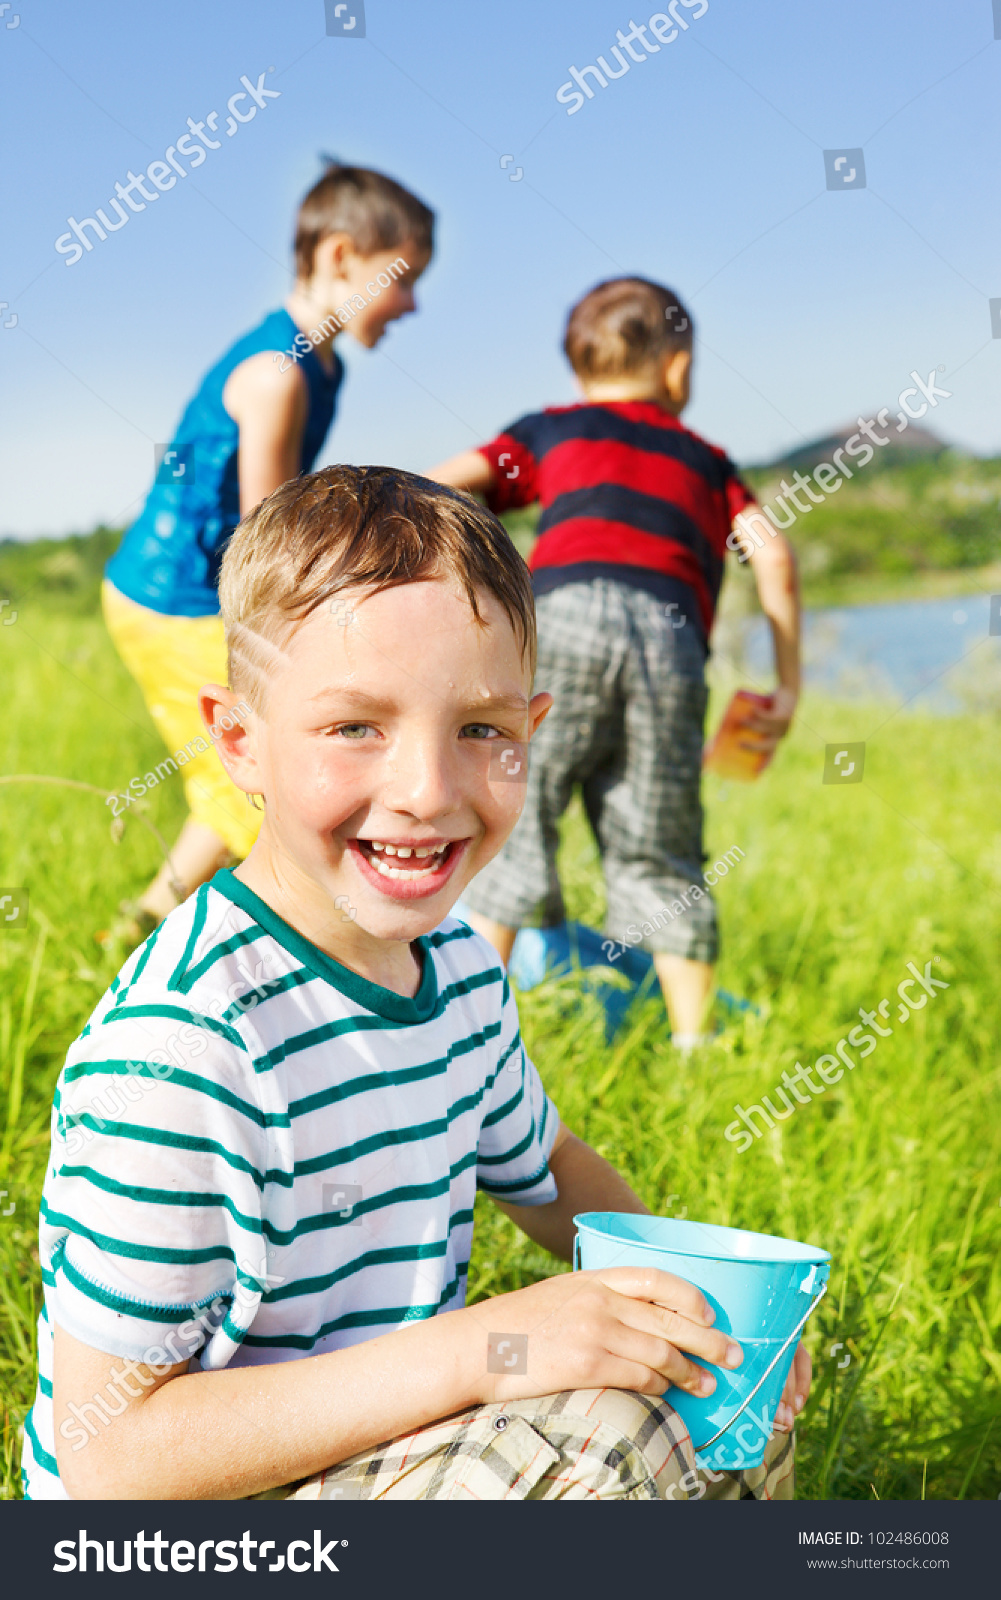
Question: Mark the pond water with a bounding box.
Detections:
[731,590,1001,713]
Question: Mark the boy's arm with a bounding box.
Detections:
[426,448,496,496]
[492,1121,649,1261]
[53,1120,737,1500]
[223,352,310,517]
[54,1243,738,1499]
[53,1312,484,1501]
[736,503,801,748]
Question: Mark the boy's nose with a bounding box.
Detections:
[382,744,461,820]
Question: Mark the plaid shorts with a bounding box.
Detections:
[282,1388,794,1502]
[461,580,717,963]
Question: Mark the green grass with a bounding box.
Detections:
[1,600,1000,1499]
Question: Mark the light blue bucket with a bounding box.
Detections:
[574,1213,830,1471]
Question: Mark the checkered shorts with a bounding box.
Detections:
[462,581,717,963]
[281,1388,794,1502]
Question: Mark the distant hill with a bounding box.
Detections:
[740,445,1001,595]
[751,421,947,475]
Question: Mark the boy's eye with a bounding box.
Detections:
[332,723,376,740]
[461,723,499,741]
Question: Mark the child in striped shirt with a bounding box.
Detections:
[430,277,801,1048]
[26,465,809,1502]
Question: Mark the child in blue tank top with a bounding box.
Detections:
[101,165,433,949]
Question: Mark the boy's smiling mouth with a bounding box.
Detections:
[350,837,467,899]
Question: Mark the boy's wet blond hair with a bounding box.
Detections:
[563,276,693,381]
[219,465,536,711]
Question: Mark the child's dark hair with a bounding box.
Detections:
[563,276,694,381]
[294,164,434,280]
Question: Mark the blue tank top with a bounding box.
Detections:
[106,308,343,616]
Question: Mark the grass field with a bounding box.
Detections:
[1,596,999,1500]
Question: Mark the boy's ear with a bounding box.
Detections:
[199,685,261,796]
[663,346,692,406]
[310,230,358,286]
[528,691,553,737]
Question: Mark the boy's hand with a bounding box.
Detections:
[737,684,799,753]
[468,1266,743,1404]
[773,1340,812,1432]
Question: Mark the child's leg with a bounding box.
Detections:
[698,1429,795,1501]
[460,585,609,945]
[588,587,718,1041]
[138,817,235,921]
[286,1389,794,1502]
[652,952,715,1041]
[102,581,261,924]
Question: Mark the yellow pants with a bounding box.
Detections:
[102,580,262,859]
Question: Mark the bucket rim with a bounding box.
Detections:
[573,1211,831,1267]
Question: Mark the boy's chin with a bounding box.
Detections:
[348,864,478,942]
[348,324,385,350]
[353,889,463,942]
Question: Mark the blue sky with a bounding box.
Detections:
[2,0,999,538]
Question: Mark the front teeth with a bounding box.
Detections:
[365,840,449,880]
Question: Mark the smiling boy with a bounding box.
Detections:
[100,163,432,950]
[26,466,808,1501]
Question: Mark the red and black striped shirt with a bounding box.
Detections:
[478,400,754,639]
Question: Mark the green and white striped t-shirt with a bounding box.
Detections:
[24,870,558,1499]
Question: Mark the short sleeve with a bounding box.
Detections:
[41,991,279,1371]
[477,419,541,515]
[476,973,558,1206]
[723,458,756,523]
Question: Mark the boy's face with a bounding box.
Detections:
[210,580,549,954]
[308,236,430,348]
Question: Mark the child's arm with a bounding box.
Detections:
[491,1121,648,1260]
[53,1269,733,1500]
[735,503,801,749]
[52,1128,737,1500]
[426,448,497,496]
[223,354,310,516]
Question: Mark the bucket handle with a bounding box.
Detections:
[692,1281,828,1454]
[573,1234,581,1273]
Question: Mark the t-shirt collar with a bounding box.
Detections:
[210,868,439,1024]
